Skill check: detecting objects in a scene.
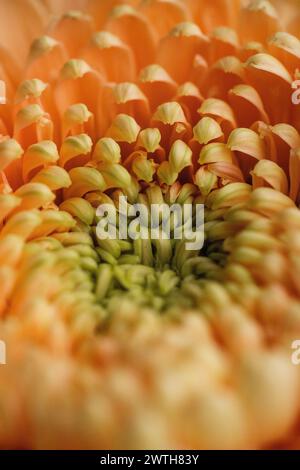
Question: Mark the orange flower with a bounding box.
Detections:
[1,0,300,450]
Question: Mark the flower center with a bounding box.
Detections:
[48,184,232,313]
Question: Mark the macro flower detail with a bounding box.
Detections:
[1,0,300,450]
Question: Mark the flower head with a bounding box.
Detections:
[1,0,300,450]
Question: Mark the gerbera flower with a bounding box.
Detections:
[1,0,300,450]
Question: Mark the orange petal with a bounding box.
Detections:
[207,162,244,184]
[44,0,88,15]
[139,64,177,112]
[238,0,280,44]
[97,82,150,137]
[268,32,300,74]
[22,140,59,182]
[227,127,266,178]
[13,104,53,149]
[205,56,245,100]
[270,123,300,173]
[289,147,300,202]
[210,27,239,62]
[245,53,292,123]
[186,0,240,33]
[49,10,94,57]
[141,0,190,39]
[199,143,233,165]
[80,31,136,82]
[190,53,209,89]
[59,133,93,170]
[0,46,21,134]
[25,36,67,83]
[14,78,59,144]
[239,41,264,62]
[151,101,191,150]
[198,98,236,138]
[54,59,103,118]
[0,0,49,65]
[157,22,209,84]
[175,82,204,126]
[105,4,156,71]
[86,0,139,29]
[62,103,94,141]
[135,127,165,164]
[14,79,48,108]
[228,84,269,127]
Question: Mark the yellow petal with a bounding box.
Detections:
[199,143,233,164]
[248,187,295,216]
[0,194,21,223]
[31,166,71,190]
[136,128,161,153]
[152,101,187,125]
[62,103,93,138]
[93,137,121,164]
[169,139,192,172]
[99,162,132,189]
[271,124,300,149]
[0,234,24,266]
[31,210,75,238]
[14,182,55,211]
[15,78,48,104]
[22,140,59,182]
[195,167,218,195]
[65,167,106,198]
[157,161,178,185]
[227,128,266,160]
[198,98,236,131]
[132,154,156,182]
[106,114,140,143]
[0,210,42,240]
[246,53,292,85]
[251,159,288,193]
[193,117,223,144]
[0,138,23,172]
[60,134,92,168]
[60,198,95,225]
[208,183,252,210]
